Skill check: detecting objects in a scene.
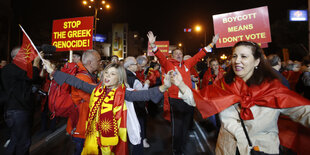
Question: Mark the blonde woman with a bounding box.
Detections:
[43,61,172,155]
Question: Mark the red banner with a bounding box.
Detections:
[52,16,94,51]
[148,41,169,56]
[213,6,271,48]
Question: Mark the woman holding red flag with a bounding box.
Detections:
[171,41,310,155]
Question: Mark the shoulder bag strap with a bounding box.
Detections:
[233,104,253,147]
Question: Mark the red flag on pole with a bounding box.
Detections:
[13,25,39,79]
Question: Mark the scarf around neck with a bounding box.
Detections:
[193,76,310,120]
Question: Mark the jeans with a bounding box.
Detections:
[72,137,85,155]
[4,110,32,155]
[170,98,194,155]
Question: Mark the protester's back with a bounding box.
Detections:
[48,62,78,119]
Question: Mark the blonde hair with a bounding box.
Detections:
[100,63,129,88]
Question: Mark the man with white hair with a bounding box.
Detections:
[136,55,148,83]
[124,56,150,153]
[66,49,101,155]
[1,47,41,155]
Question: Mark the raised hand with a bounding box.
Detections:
[145,79,150,86]
[212,34,220,44]
[42,59,55,74]
[164,70,174,88]
[147,31,156,47]
[171,68,184,87]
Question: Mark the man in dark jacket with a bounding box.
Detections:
[124,56,150,154]
[1,47,41,155]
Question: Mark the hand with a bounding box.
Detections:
[42,59,55,74]
[164,70,173,88]
[159,70,173,93]
[212,34,220,44]
[214,69,219,76]
[147,31,156,48]
[33,51,44,67]
[144,79,150,86]
[171,68,184,87]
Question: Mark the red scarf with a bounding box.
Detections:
[193,76,310,120]
[201,67,225,88]
[83,84,128,155]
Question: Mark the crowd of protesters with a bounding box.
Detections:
[1,30,310,155]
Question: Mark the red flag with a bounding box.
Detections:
[13,25,39,79]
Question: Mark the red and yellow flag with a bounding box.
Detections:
[13,25,39,79]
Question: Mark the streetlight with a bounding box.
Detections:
[220,54,227,60]
[178,43,182,47]
[194,25,206,46]
[82,0,110,38]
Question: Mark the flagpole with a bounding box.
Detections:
[18,24,44,61]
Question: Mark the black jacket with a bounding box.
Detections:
[125,69,147,117]
[1,63,40,111]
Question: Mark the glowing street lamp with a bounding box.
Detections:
[220,54,227,60]
[194,24,206,46]
[178,43,182,47]
[82,0,111,38]
[195,25,201,32]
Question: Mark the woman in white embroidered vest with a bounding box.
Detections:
[43,62,172,155]
[171,41,310,155]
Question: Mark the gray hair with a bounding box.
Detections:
[11,47,21,59]
[123,56,136,69]
[82,49,99,65]
[136,55,147,65]
[267,54,281,67]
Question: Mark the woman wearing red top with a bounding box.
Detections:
[172,41,310,155]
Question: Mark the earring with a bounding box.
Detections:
[255,66,258,69]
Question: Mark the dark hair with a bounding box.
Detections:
[172,48,183,55]
[224,41,280,86]
[149,61,159,68]
[111,55,119,60]
[267,54,281,67]
[209,58,218,65]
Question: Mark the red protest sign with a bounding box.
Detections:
[148,41,169,56]
[213,6,271,48]
[52,16,94,51]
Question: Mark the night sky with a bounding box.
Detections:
[8,0,309,56]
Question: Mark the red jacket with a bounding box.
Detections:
[146,68,161,86]
[66,62,97,138]
[282,70,302,91]
[136,69,146,83]
[154,48,207,120]
[201,67,225,89]
[154,48,207,98]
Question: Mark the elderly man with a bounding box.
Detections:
[135,55,148,84]
[1,47,41,155]
[66,49,101,155]
[111,55,119,63]
[124,56,150,154]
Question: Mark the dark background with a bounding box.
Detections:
[0,0,308,61]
